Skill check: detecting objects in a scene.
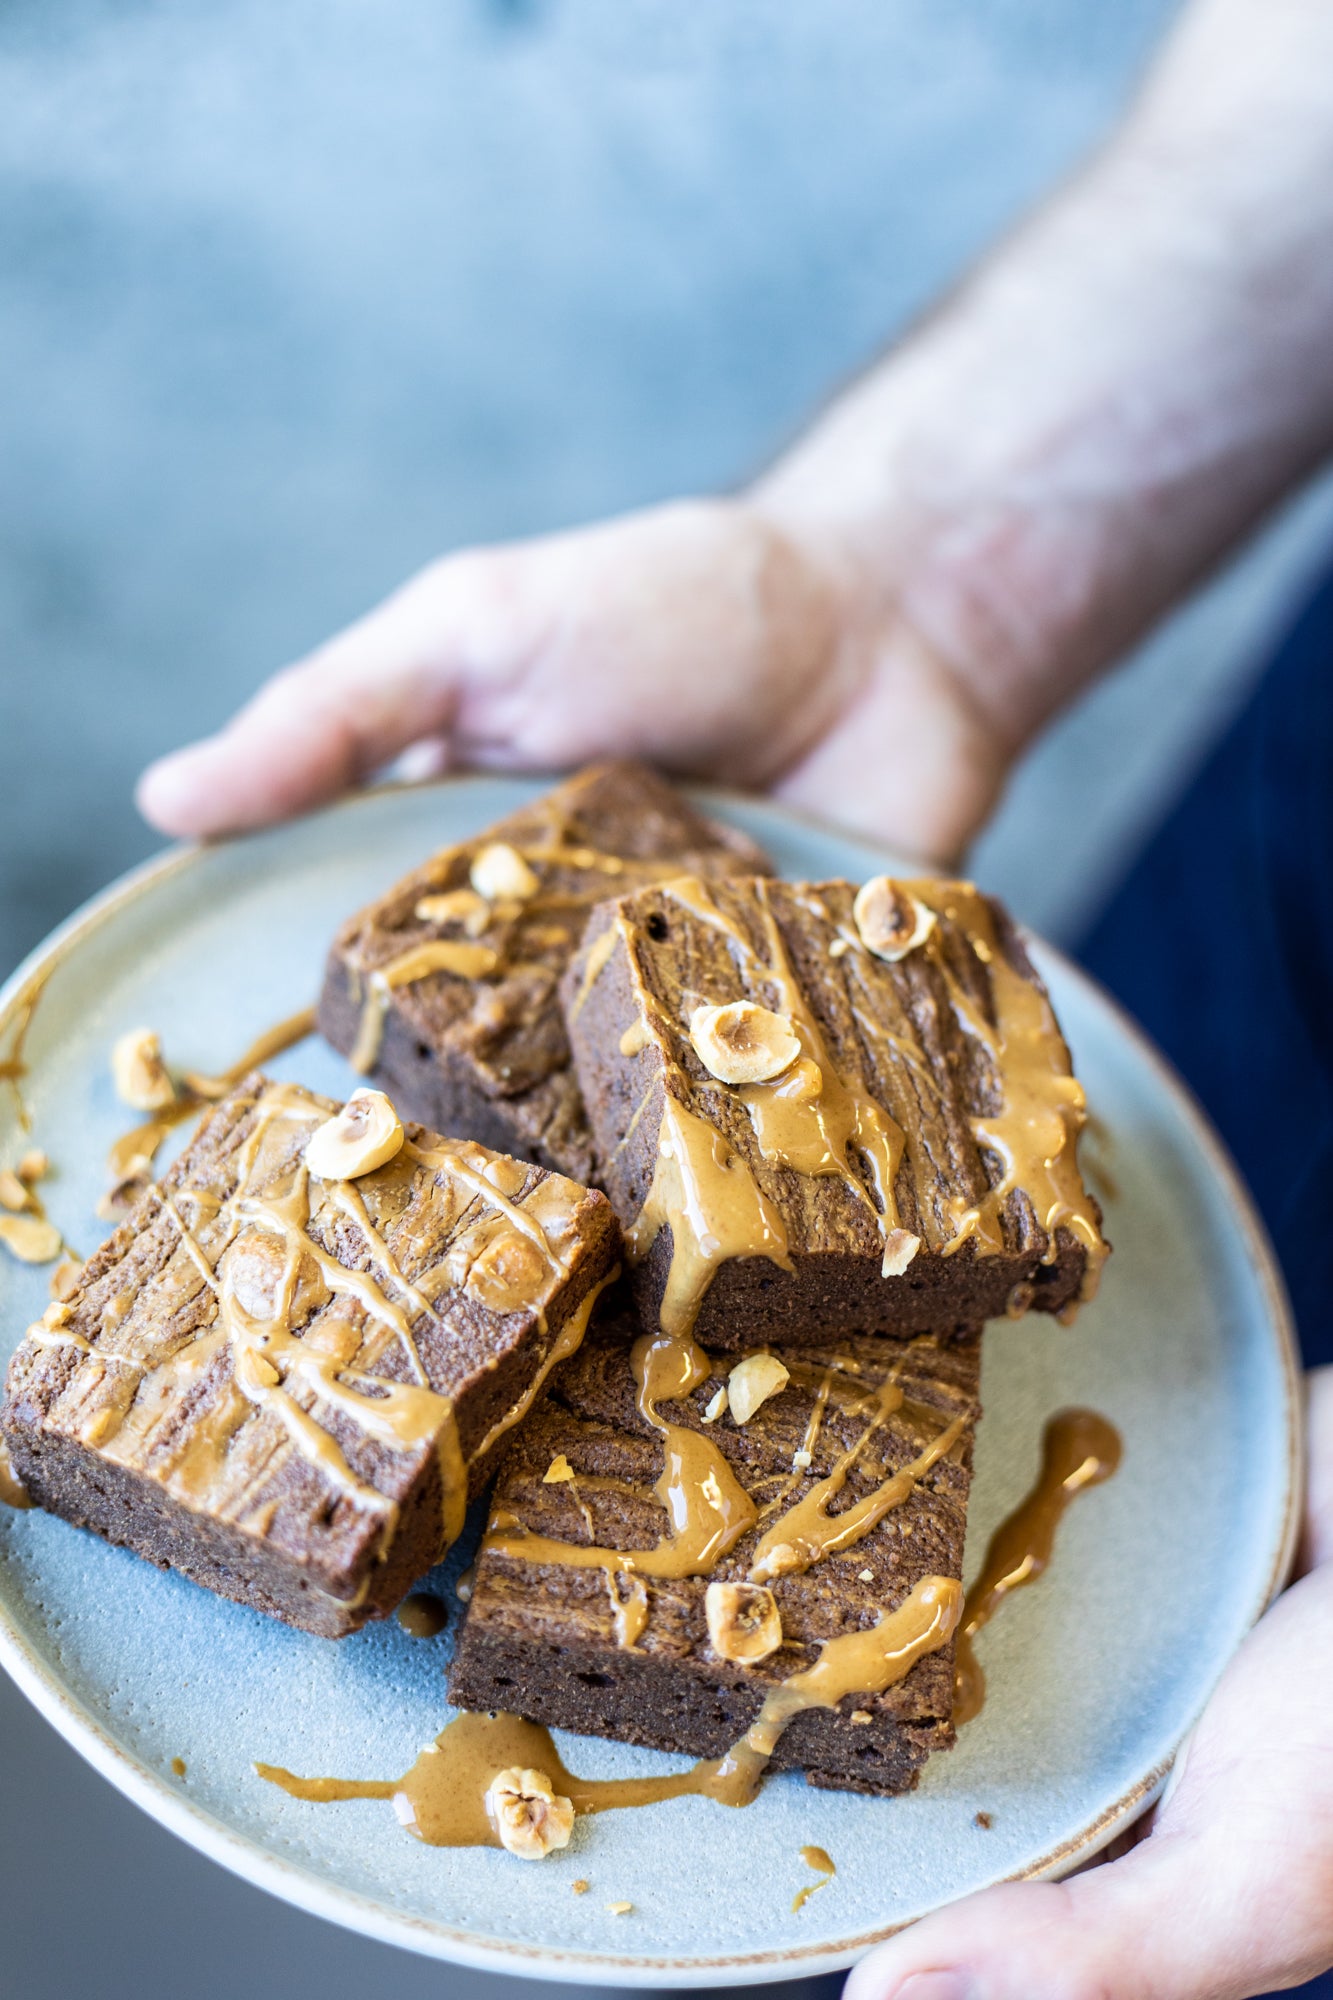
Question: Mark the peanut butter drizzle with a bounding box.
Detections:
[792,1845,836,1914]
[750,1390,969,1584]
[483,1330,758,1583]
[106,1006,318,1197]
[396,1592,449,1638]
[567,926,619,1022]
[350,943,499,1075]
[0,961,56,1133]
[953,1408,1121,1725]
[911,883,1106,1296]
[258,1575,961,1840]
[626,1093,792,1340]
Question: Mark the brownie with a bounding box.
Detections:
[317,762,770,1185]
[562,873,1107,1347]
[0,1074,618,1638]
[449,1307,981,1796]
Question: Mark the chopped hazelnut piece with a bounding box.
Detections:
[792,1448,812,1471]
[0,1215,62,1264]
[572,1879,590,1895]
[304,1089,404,1181]
[881,1228,921,1278]
[50,1257,84,1302]
[0,1170,28,1211]
[484,1766,575,1859]
[701,1386,728,1424]
[727,1353,790,1424]
[18,1149,49,1183]
[470,842,539,904]
[705,1579,783,1664]
[689,1001,800,1087]
[850,1710,873,1725]
[111,1028,177,1112]
[415,887,492,937]
[543,1454,575,1484]
[858,1568,874,1583]
[605,1902,633,1916]
[852,877,937,963]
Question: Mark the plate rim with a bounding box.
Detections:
[0,775,1305,1986]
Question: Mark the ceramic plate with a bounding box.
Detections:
[0,778,1301,1988]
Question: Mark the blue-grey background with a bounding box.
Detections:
[4,3,1333,1995]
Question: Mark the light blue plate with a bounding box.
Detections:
[0,778,1302,1988]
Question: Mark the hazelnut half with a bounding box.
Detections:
[705,1580,783,1664]
[0,1214,62,1265]
[304,1089,404,1181]
[470,842,539,904]
[727,1353,790,1424]
[111,1028,177,1112]
[852,878,936,963]
[485,1766,576,1860]
[689,1002,800,1087]
[414,887,492,937]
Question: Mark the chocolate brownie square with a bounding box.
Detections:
[562,872,1106,1346]
[1,1074,618,1637]
[317,762,770,1184]
[449,1307,981,1796]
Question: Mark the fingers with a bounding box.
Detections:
[135,555,516,836]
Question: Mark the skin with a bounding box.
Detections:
[136,1,1333,1990]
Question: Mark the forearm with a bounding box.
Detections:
[756,0,1333,758]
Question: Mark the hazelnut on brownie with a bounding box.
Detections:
[561,873,1106,1347]
[317,762,770,1184]
[1,1074,618,1636]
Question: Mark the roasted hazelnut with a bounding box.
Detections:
[727,1352,790,1424]
[689,1001,800,1086]
[484,1766,575,1859]
[852,878,936,962]
[304,1089,404,1180]
[0,1215,62,1264]
[470,842,539,904]
[705,1580,783,1664]
[111,1028,176,1112]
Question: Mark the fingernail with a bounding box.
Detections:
[891,1975,972,2000]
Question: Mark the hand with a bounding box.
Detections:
[136,497,1008,864]
[845,1366,1333,2000]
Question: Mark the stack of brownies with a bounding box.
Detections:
[1,762,1106,1797]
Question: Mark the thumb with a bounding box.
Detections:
[136,547,531,837]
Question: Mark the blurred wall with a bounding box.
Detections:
[3,4,1333,1998]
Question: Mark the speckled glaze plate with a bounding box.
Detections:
[0,778,1302,1988]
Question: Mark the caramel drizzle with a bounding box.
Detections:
[257,1574,961,1839]
[31,1083,595,1564]
[349,944,499,1075]
[954,1407,1121,1724]
[0,1439,33,1510]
